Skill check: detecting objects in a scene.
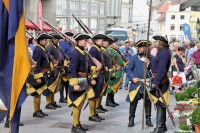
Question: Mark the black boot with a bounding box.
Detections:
[96,108,105,113]
[71,124,86,133]
[150,104,167,133]
[106,93,116,107]
[111,94,119,106]
[33,110,44,118]
[45,103,56,110]
[79,122,88,131]
[145,99,153,127]
[52,102,61,108]
[100,105,108,112]
[128,98,138,127]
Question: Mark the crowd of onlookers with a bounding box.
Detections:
[118,38,200,93]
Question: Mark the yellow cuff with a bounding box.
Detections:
[34,73,43,79]
[123,61,127,66]
[69,78,78,86]
[64,60,69,67]
[91,66,97,78]
[105,67,108,72]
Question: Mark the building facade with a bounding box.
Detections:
[56,0,133,33]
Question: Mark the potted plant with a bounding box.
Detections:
[191,107,200,133]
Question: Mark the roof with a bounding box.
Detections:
[157,14,166,22]
[157,1,178,13]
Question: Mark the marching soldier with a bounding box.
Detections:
[88,34,109,121]
[126,40,153,127]
[98,37,114,113]
[59,32,74,103]
[68,33,96,133]
[106,38,124,107]
[27,33,52,118]
[44,33,63,110]
[150,36,171,133]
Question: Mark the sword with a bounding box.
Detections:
[156,86,176,127]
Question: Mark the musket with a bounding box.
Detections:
[72,14,128,63]
[40,17,77,47]
[156,86,176,127]
[27,18,44,33]
[26,30,34,38]
[142,0,152,129]
[27,18,59,66]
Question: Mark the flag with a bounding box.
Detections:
[0,0,30,132]
[197,18,200,41]
[182,23,192,42]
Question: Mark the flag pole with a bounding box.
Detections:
[142,0,153,129]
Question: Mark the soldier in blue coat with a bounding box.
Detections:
[59,32,74,103]
[150,35,171,133]
[27,33,52,118]
[88,34,109,122]
[68,33,96,133]
[126,40,153,127]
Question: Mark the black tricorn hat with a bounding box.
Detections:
[92,34,109,40]
[135,40,152,47]
[49,33,64,39]
[110,38,119,44]
[36,33,53,40]
[153,35,168,44]
[64,32,74,37]
[73,33,91,41]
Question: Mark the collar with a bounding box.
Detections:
[37,44,46,52]
[75,45,85,55]
[93,44,101,52]
[101,46,107,51]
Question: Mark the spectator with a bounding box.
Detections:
[121,40,135,90]
[187,41,197,66]
[192,41,200,70]
[172,47,186,90]
[183,40,191,66]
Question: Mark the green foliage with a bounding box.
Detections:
[179,124,190,130]
[178,93,190,101]
[175,93,179,101]
[185,86,197,96]
[197,80,200,88]
[191,107,200,125]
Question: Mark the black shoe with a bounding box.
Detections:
[105,101,116,107]
[96,114,105,121]
[52,102,61,108]
[79,122,88,131]
[96,108,105,113]
[150,127,165,133]
[100,105,108,112]
[19,122,24,126]
[45,104,56,110]
[146,118,153,127]
[4,120,9,128]
[71,124,86,133]
[89,115,101,122]
[128,117,134,127]
[39,110,48,116]
[112,100,119,106]
[59,98,67,103]
[33,111,44,118]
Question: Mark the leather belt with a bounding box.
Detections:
[153,73,168,84]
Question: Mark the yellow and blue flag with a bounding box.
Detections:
[0,0,30,132]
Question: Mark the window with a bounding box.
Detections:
[100,2,105,15]
[170,35,176,41]
[180,24,183,30]
[180,15,185,20]
[171,15,175,20]
[170,24,175,30]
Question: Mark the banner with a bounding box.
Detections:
[182,23,192,42]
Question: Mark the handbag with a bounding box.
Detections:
[171,75,182,87]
